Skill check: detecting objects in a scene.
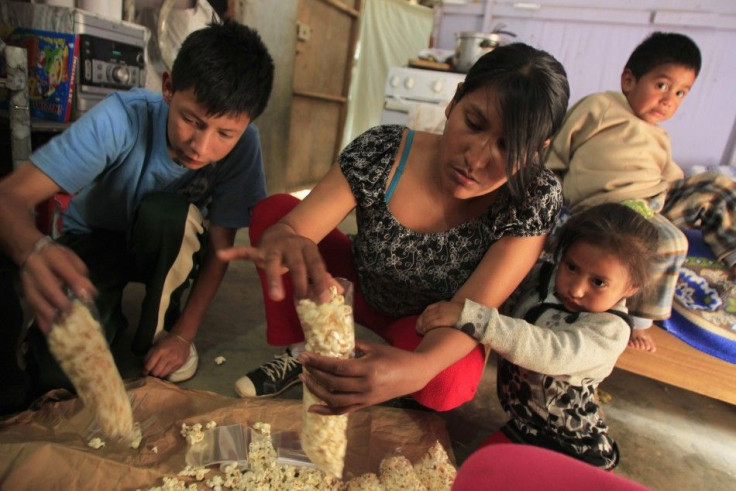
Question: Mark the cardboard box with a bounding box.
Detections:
[1,27,78,123]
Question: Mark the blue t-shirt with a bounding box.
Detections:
[31,89,267,234]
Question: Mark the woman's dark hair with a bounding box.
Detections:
[554,203,658,291]
[453,43,570,199]
[171,19,274,119]
[625,31,701,79]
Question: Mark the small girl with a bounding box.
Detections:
[417,202,658,470]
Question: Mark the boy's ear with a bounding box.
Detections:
[161,71,174,103]
[621,68,636,94]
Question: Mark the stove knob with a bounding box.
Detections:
[390,75,401,88]
[109,65,130,84]
[404,77,415,89]
[432,80,444,93]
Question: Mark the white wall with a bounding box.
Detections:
[433,0,736,168]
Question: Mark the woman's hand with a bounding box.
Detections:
[218,225,332,302]
[416,301,464,335]
[297,339,433,415]
[143,333,192,379]
[20,239,97,334]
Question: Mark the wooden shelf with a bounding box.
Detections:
[615,326,736,405]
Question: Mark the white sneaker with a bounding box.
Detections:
[167,343,198,383]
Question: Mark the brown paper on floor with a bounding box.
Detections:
[0,377,454,489]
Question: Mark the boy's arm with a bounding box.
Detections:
[544,95,606,177]
[0,162,96,332]
[143,223,235,377]
[662,155,685,184]
[173,223,236,340]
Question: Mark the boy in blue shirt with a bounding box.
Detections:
[0,19,274,405]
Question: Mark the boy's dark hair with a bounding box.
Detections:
[625,31,701,79]
[554,203,658,291]
[453,43,570,200]
[171,19,274,119]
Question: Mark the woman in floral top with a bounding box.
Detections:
[220,43,570,413]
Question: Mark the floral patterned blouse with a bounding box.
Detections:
[339,125,562,316]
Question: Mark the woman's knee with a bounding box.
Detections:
[249,194,300,246]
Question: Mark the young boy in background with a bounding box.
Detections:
[0,19,274,409]
[545,31,736,352]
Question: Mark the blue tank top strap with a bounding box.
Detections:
[385,129,414,204]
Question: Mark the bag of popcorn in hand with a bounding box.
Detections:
[295,278,354,479]
[48,296,140,448]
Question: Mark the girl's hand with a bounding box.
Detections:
[416,301,464,335]
[297,340,433,415]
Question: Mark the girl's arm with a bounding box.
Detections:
[406,234,548,378]
[450,299,630,376]
[219,164,356,300]
[300,234,548,414]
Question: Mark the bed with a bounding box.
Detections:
[615,227,736,405]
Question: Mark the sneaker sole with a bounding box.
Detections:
[234,377,302,399]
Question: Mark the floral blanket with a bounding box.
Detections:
[660,228,736,363]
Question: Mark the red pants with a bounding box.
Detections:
[453,444,648,490]
[249,194,486,411]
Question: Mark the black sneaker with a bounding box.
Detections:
[234,350,302,398]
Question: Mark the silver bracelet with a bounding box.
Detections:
[20,235,55,270]
[168,332,192,346]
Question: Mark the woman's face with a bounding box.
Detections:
[439,87,510,199]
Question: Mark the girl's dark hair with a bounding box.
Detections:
[625,31,701,79]
[554,203,658,290]
[453,43,570,199]
[171,19,274,119]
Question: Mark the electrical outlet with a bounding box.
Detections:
[296,22,311,42]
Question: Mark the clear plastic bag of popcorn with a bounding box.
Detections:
[295,277,354,478]
[296,277,355,359]
[47,291,139,447]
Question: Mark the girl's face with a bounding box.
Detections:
[554,241,639,313]
[439,87,510,199]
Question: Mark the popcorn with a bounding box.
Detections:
[296,285,355,479]
[152,418,455,491]
[130,423,143,449]
[413,441,456,491]
[178,465,210,481]
[248,422,277,473]
[379,453,426,490]
[87,437,105,449]
[214,356,226,365]
[48,300,139,447]
[180,423,205,445]
[345,472,384,490]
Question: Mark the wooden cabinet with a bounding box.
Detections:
[234,0,361,193]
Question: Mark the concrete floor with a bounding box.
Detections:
[113,226,736,490]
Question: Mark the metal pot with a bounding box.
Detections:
[452,30,515,73]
